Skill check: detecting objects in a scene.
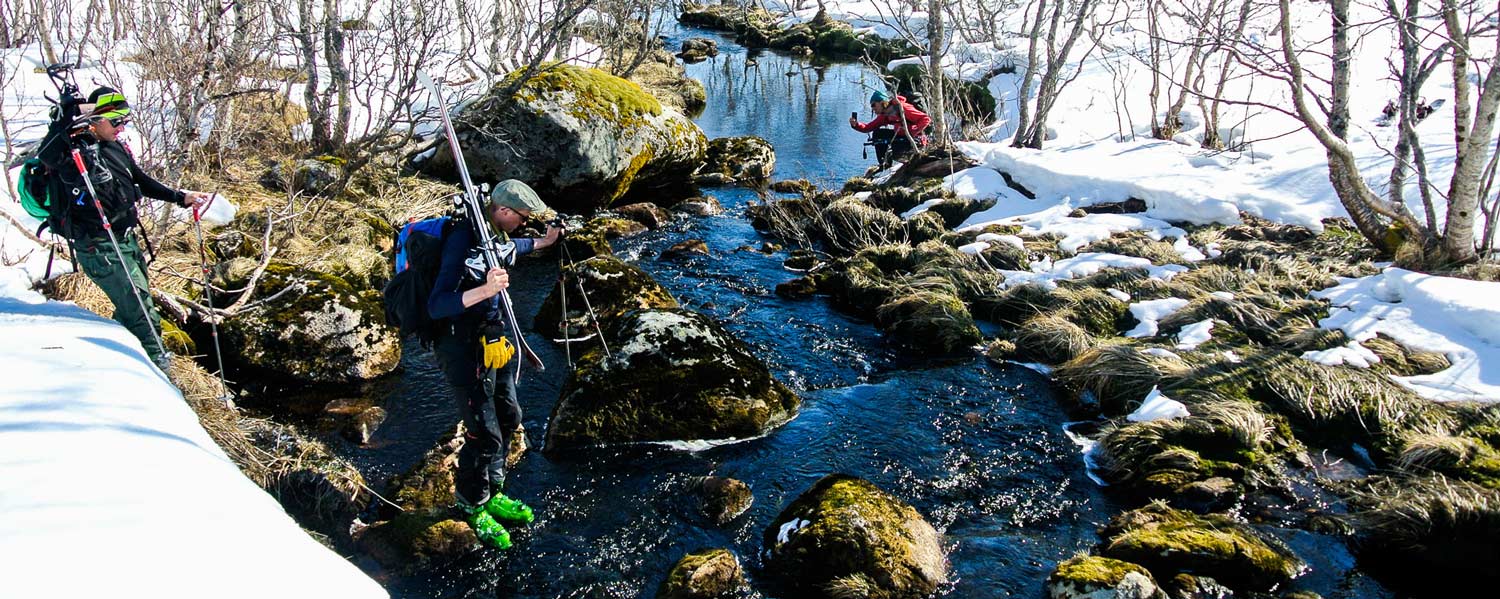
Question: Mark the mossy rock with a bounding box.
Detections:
[659,548,745,599]
[545,309,800,450]
[533,254,680,342]
[613,202,673,229]
[260,158,344,197]
[563,216,650,259]
[161,319,196,356]
[764,474,948,598]
[701,135,776,184]
[1046,555,1164,599]
[1094,400,1282,504]
[357,512,475,574]
[219,261,400,386]
[698,476,754,526]
[423,64,707,212]
[1099,503,1304,591]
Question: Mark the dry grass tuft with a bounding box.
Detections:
[1014,313,1095,364]
[1055,344,1192,416]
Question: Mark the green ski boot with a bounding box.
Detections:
[461,502,511,550]
[483,492,535,525]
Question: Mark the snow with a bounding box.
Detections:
[1302,342,1382,369]
[1128,387,1191,422]
[975,233,1024,250]
[0,268,387,597]
[957,241,989,256]
[1142,348,1184,360]
[1175,319,1215,350]
[1106,288,1132,302]
[900,198,945,220]
[998,252,1187,290]
[1125,298,1191,338]
[1309,268,1500,402]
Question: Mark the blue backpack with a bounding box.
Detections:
[383,216,456,344]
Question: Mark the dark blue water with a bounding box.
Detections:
[346,26,1387,599]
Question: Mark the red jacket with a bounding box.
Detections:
[853,95,931,139]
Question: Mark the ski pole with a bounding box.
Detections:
[559,235,611,361]
[193,193,233,406]
[69,146,169,367]
[558,229,572,368]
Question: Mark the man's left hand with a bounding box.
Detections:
[539,224,564,249]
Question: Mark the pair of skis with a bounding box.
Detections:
[416,71,543,381]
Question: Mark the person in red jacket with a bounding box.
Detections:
[849,90,931,167]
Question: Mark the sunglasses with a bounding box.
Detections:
[108,116,131,128]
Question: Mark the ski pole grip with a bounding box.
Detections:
[70,149,86,173]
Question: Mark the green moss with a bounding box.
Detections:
[1100,503,1304,590]
[161,319,196,356]
[1050,555,1152,587]
[508,63,662,128]
[764,474,946,596]
[660,548,743,599]
[533,254,679,339]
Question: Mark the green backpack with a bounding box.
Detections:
[17,157,52,221]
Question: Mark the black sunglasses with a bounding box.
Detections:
[108,116,131,128]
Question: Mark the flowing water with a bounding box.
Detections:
[343,26,1390,599]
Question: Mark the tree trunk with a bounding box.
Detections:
[1011,0,1048,147]
[33,0,56,64]
[1439,0,1500,262]
[926,0,946,144]
[1329,0,1351,139]
[323,0,350,150]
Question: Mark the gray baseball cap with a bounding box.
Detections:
[489,179,548,214]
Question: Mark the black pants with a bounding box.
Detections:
[871,128,920,167]
[432,316,521,506]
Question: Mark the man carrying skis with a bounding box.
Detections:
[427,179,562,549]
[36,86,210,370]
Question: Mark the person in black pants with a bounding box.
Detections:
[36,86,210,370]
[426,179,561,549]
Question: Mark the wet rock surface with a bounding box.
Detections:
[545,309,799,450]
[659,548,745,599]
[763,474,947,598]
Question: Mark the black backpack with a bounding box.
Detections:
[382,216,458,345]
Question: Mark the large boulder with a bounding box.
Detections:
[562,215,650,260]
[659,549,745,599]
[545,309,800,451]
[260,157,345,197]
[219,262,400,386]
[532,254,680,341]
[698,136,775,186]
[1098,503,1304,591]
[422,64,707,212]
[763,474,948,597]
[1046,555,1165,599]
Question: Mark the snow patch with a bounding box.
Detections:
[1128,387,1191,422]
[1125,298,1191,338]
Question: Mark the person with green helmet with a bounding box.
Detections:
[34,86,211,371]
[426,179,562,550]
[849,89,932,167]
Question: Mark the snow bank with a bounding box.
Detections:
[997,252,1187,290]
[1310,268,1500,403]
[0,276,385,596]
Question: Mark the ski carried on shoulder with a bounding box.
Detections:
[416,71,544,380]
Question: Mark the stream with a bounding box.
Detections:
[339,25,1391,599]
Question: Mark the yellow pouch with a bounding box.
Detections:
[482,335,515,369]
